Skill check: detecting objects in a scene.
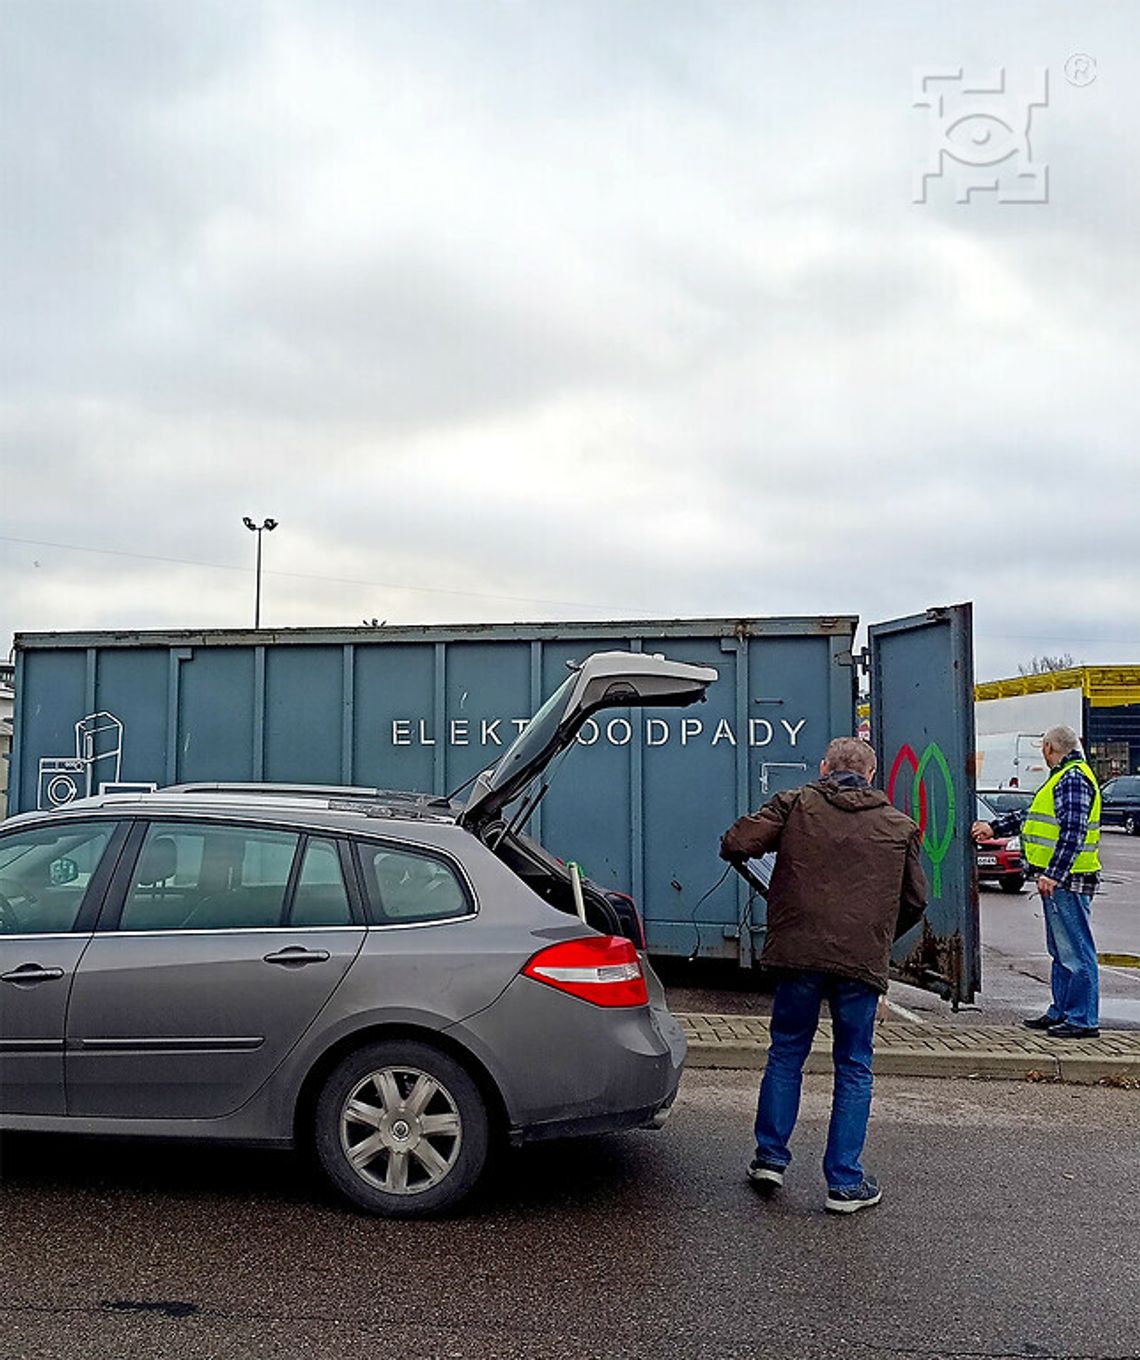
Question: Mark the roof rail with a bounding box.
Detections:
[162,782,385,799]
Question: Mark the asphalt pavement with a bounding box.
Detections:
[2,1071,1137,1360]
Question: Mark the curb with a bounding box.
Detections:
[678,1015,1140,1085]
[683,1039,1140,1084]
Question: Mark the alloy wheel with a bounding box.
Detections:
[339,1065,463,1195]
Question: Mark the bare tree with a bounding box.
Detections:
[1018,653,1078,676]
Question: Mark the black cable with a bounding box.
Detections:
[686,863,735,963]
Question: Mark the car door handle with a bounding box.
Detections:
[1,965,66,984]
[262,946,331,967]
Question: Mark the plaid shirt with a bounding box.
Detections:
[989,757,1100,896]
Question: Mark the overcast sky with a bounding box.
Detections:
[1,1,1137,682]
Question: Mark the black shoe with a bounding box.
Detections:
[825,1176,882,1215]
[747,1160,785,1193]
[1023,1014,1061,1031]
[1046,1022,1100,1039]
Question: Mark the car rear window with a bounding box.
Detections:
[355,843,472,925]
[291,837,353,927]
[119,822,300,931]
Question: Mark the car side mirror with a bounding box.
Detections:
[50,857,79,886]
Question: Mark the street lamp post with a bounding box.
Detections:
[242,516,278,629]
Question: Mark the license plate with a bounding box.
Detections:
[977,855,998,866]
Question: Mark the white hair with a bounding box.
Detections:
[1042,725,1081,756]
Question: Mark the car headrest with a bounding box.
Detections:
[135,836,177,887]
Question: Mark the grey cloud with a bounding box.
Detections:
[2,0,1140,682]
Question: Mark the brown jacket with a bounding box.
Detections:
[720,777,928,993]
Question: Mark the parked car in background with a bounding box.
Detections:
[975,793,1026,893]
[0,652,716,1217]
[1101,775,1140,835]
[978,789,1034,817]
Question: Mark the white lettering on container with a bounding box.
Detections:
[577,719,601,746]
[607,717,633,746]
[681,718,703,746]
[712,718,737,746]
[646,718,669,746]
[749,719,774,747]
[383,710,812,749]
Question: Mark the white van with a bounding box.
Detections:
[975,731,1048,791]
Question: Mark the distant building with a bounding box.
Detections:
[975,666,1140,782]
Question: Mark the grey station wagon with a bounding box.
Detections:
[0,652,716,1215]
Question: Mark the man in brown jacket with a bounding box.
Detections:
[720,737,927,1214]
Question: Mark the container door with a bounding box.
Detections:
[869,604,979,1005]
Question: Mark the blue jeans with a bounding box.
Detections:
[754,970,878,1191]
[1041,888,1099,1029]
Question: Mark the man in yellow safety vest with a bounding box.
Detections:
[972,724,1101,1038]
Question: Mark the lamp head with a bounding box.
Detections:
[242,517,256,531]
[264,518,278,531]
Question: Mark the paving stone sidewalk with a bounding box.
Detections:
[679,1013,1140,1084]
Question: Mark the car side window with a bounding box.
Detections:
[0,822,115,935]
[290,837,353,927]
[119,823,300,932]
[356,843,471,925]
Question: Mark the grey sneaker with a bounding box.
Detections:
[747,1159,785,1192]
[825,1176,882,1214]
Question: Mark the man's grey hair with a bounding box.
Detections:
[823,736,877,776]
[1042,725,1081,756]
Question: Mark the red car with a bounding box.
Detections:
[976,792,1027,893]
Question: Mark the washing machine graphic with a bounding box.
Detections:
[36,712,126,810]
[37,758,89,809]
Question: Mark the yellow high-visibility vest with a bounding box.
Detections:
[1022,758,1101,874]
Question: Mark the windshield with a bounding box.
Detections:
[486,673,577,790]
[980,790,1033,814]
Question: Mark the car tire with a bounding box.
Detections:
[1125,814,1138,837]
[999,874,1025,894]
[314,1039,490,1218]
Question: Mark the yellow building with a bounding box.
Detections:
[974,666,1140,780]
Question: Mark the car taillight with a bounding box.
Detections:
[522,936,649,1008]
